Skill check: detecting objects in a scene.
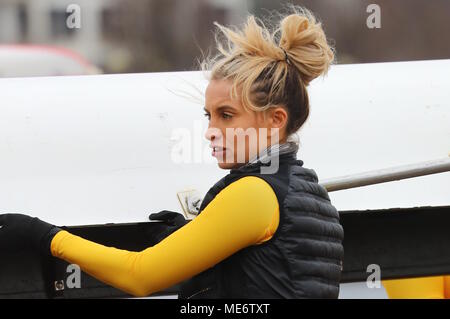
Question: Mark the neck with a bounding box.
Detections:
[246,140,299,167]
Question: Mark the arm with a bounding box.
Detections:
[382,276,445,299]
[51,176,279,297]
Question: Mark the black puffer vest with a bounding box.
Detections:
[179,151,344,299]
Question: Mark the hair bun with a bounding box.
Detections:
[278,7,334,86]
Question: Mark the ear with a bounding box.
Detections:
[268,105,288,132]
[264,106,288,143]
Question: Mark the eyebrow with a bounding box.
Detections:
[203,105,237,113]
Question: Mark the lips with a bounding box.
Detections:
[210,145,227,158]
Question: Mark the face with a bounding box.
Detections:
[204,79,288,170]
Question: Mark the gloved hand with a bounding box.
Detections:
[0,213,62,256]
[148,210,189,243]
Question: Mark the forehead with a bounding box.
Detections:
[205,79,235,106]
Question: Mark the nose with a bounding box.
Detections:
[205,127,222,142]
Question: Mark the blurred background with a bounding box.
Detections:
[0,0,449,77]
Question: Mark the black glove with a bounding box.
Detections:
[0,213,62,256]
[148,210,189,243]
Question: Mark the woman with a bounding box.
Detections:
[0,6,344,298]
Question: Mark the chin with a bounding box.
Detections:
[217,162,235,170]
[216,161,244,170]
[217,158,251,170]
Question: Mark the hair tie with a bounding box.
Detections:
[280,48,291,65]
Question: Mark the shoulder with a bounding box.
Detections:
[211,175,280,243]
[204,175,280,219]
[227,175,277,194]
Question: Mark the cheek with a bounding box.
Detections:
[228,130,258,163]
[221,115,262,162]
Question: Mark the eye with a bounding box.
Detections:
[204,112,211,120]
[222,113,232,119]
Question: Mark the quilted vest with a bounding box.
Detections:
[178,150,344,298]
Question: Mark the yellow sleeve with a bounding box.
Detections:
[51,176,279,297]
[382,276,445,299]
[444,276,450,298]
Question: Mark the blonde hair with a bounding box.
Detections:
[199,4,335,136]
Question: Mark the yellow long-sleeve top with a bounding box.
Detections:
[51,176,279,297]
[383,276,450,299]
